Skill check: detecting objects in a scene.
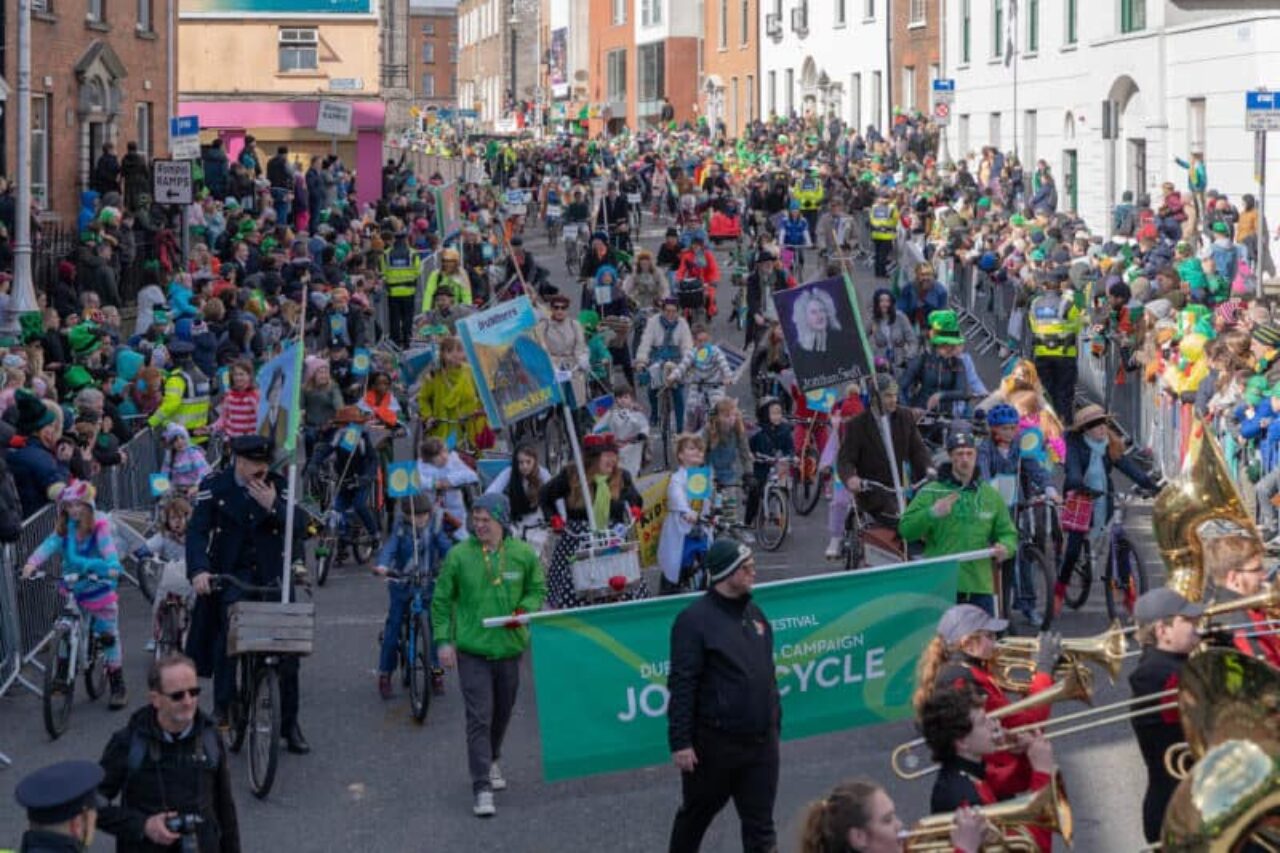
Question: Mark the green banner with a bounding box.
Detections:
[528,557,959,781]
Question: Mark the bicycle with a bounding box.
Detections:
[673,488,751,593]
[837,479,912,571]
[148,558,191,660]
[637,361,678,471]
[215,573,314,799]
[790,412,830,517]
[1001,496,1060,634]
[753,455,792,552]
[382,569,434,723]
[309,458,380,586]
[545,205,563,246]
[683,380,723,434]
[27,573,110,739]
[1054,487,1154,626]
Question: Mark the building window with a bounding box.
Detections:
[1026,0,1038,52]
[785,67,794,116]
[450,43,457,62]
[449,73,456,94]
[768,70,777,115]
[612,0,626,25]
[851,72,861,129]
[958,113,970,155]
[730,77,739,133]
[1023,110,1036,164]
[88,0,104,22]
[32,0,50,11]
[1065,0,1077,44]
[992,0,1003,58]
[638,42,665,104]
[989,111,1001,148]
[909,0,925,25]
[31,94,49,209]
[641,0,663,25]
[746,74,755,121]
[422,74,436,97]
[606,49,626,102]
[278,28,319,72]
[1188,97,1206,155]
[961,0,971,63]
[902,66,915,111]
[137,0,152,31]
[1120,0,1145,34]
[836,0,846,26]
[422,21,435,36]
[741,0,749,44]
[423,42,435,63]
[135,102,153,158]
[654,0,663,24]
[863,0,874,19]
[871,70,882,130]
[719,0,728,47]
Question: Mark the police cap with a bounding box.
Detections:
[14,760,105,824]
[168,340,195,357]
[230,434,274,462]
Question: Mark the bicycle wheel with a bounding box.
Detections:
[42,630,74,739]
[315,535,336,587]
[1104,536,1149,624]
[658,393,673,471]
[83,636,107,701]
[544,413,567,474]
[408,615,430,723]
[156,603,186,660]
[227,657,252,754]
[1064,548,1092,611]
[755,487,789,552]
[137,560,162,604]
[247,664,282,799]
[1005,546,1054,634]
[791,447,823,516]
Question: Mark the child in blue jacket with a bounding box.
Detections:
[371,492,443,701]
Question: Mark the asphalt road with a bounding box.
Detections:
[0,215,1163,852]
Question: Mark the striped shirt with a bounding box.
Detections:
[214,388,260,438]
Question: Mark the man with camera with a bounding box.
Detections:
[97,654,240,852]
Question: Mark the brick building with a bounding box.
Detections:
[585,0,635,135]
[703,0,758,138]
[410,0,458,111]
[891,0,941,116]
[2,0,174,223]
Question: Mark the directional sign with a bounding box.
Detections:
[168,115,200,161]
[932,78,956,93]
[316,100,354,136]
[152,159,193,205]
[1246,90,1280,132]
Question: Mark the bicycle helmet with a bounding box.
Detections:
[986,403,1020,427]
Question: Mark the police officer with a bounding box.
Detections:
[380,228,422,348]
[98,653,241,852]
[185,435,310,755]
[13,761,104,852]
[667,539,780,853]
[791,166,825,233]
[147,341,211,444]
[868,192,899,279]
[1027,267,1084,421]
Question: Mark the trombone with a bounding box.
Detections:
[991,623,1131,691]
[899,771,1073,852]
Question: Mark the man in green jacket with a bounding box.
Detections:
[431,493,546,819]
[899,429,1016,616]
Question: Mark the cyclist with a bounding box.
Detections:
[372,491,444,701]
[422,248,473,311]
[674,232,721,320]
[1054,404,1161,618]
[744,249,794,349]
[657,433,713,595]
[656,227,684,275]
[746,397,794,526]
[139,496,193,652]
[330,406,381,554]
[635,297,694,432]
[779,201,814,277]
[703,397,753,535]
[622,249,668,308]
[666,322,733,430]
[22,481,129,709]
[595,182,632,254]
[900,309,970,412]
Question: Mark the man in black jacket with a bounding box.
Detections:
[667,539,780,853]
[98,654,240,853]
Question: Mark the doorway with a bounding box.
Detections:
[1063,150,1078,213]
[1127,138,1147,201]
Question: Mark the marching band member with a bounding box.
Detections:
[1202,528,1280,667]
[797,778,986,853]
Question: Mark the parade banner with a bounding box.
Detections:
[633,473,670,568]
[457,296,561,429]
[528,556,960,781]
[255,341,303,455]
[772,276,871,392]
[433,183,462,241]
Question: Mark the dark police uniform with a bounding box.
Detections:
[184,436,308,751]
[667,580,781,853]
[14,760,104,853]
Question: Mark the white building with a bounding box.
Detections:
[941,0,1280,235]
[759,0,888,132]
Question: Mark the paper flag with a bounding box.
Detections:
[804,388,837,414]
[149,473,171,497]
[386,461,421,498]
[686,466,712,501]
[1019,427,1046,462]
[589,395,614,421]
[338,425,362,452]
[352,348,372,377]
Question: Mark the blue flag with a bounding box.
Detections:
[686,467,712,501]
[385,461,421,498]
[352,348,372,377]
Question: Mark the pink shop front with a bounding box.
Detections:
[181,99,386,207]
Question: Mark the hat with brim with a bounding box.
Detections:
[706,538,753,584]
[1134,587,1204,627]
[14,760,106,825]
[1070,403,1112,432]
[927,309,965,346]
[937,604,1008,644]
[230,434,273,462]
[67,323,103,359]
[62,365,95,394]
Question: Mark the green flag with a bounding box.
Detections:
[527,557,960,781]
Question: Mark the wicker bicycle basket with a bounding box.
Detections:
[227,602,316,657]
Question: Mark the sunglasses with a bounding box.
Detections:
[162,686,202,701]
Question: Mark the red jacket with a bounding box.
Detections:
[1233,608,1280,667]
[676,248,720,286]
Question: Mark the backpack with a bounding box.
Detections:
[0,453,23,542]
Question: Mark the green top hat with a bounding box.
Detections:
[927,309,965,346]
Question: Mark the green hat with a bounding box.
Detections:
[1212,221,1229,234]
[1010,214,1028,227]
[237,218,257,236]
[1246,375,1271,405]
[1029,248,1047,262]
[67,322,103,359]
[927,309,965,346]
[62,365,95,393]
[578,309,600,334]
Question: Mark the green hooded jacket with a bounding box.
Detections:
[898,465,1018,595]
[431,536,546,660]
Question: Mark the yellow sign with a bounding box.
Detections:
[634,473,670,568]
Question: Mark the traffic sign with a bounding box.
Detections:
[933,101,951,126]
[168,115,200,161]
[1246,90,1280,132]
[932,78,956,93]
[316,100,354,136]
[152,159,193,205]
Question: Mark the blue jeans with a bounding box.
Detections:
[956,592,997,617]
[271,187,290,223]
[335,485,378,540]
[379,579,437,674]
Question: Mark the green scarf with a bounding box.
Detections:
[592,474,612,530]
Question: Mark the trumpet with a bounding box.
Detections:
[891,664,1095,780]
[899,771,1073,851]
[991,623,1131,691]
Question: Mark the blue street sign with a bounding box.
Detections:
[932,79,956,93]
[1246,90,1280,132]
[457,109,479,119]
[437,109,455,120]
[169,116,199,137]
[1247,91,1278,111]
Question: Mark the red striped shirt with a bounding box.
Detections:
[215,388,261,438]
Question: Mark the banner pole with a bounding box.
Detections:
[281,284,309,603]
[562,402,597,531]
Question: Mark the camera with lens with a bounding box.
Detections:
[165,813,204,853]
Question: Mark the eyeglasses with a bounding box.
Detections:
[162,686,202,701]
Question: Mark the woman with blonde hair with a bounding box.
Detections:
[622,248,668,308]
[797,778,985,853]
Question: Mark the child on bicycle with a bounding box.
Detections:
[161,423,212,495]
[746,397,794,526]
[330,406,382,551]
[141,495,194,651]
[704,398,753,536]
[592,383,649,477]
[667,323,732,430]
[21,481,129,709]
[372,492,443,701]
[657,434,713,595]
[417,436,480,562]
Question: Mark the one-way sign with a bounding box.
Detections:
[152,159,193,205]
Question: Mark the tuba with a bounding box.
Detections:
[1152,420,1258,602]
[900,772,1074,851]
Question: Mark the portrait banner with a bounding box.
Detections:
[255,341,303,456]
[772,276,872,392]
[527,556,960,781]
[457,296,561,429]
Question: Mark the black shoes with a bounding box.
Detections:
[284,722,311,755]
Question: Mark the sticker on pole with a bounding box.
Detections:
[152,159,193,205]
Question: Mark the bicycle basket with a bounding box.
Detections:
[676,279,706,311]
[227,602,316,657]
[571,531,642,601]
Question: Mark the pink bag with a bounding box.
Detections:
[1232,256,1253,296]
[1060,491,1094,532]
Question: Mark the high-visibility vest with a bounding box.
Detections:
[869,203,898,241]
[792,179,824,211]
[422,270,472,311]
[381,244,421,298]
[148,368,211,441]
[1028,292,1084,358]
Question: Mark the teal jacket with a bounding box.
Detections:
[898,465,1017,595]
[431,536,546,660]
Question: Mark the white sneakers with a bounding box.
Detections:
[489,763,507,791]
[824,537,842,559]
[473,791,496,818]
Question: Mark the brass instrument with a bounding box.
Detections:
[992,623,1130,691]
[1159,648,1280,851]
[1162,742,1195,781]
[1197,580,1280,626]
[1153,421,1259,601]
[891,665,1095,780]
[899,771,1073,852]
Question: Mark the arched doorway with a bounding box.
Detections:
[1108,75,1148,203]
[1062,111,1078,213]
[800,57,818,118]
[74,41,126,199]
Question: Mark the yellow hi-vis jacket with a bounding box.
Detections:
[1028,291,1085,358]
[381,244,421,299]
[869,202,899,241]
[147,367,212,441]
